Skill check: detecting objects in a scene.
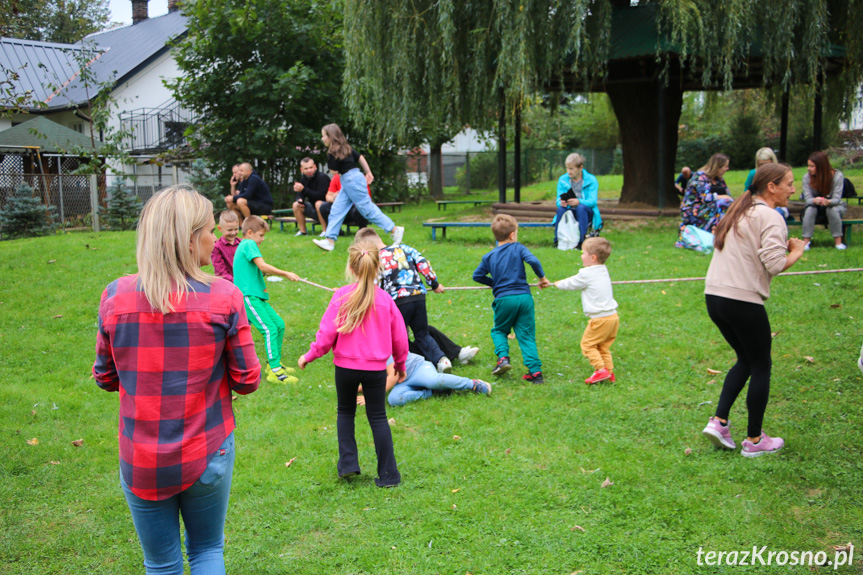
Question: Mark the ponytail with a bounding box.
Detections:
[336,241,380,334]
[713,163,791,251]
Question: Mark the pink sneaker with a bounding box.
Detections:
[585,368,612,385]
[741,432,784,458]
[702,417,736,450]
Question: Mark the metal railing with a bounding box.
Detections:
[119,99,198,153]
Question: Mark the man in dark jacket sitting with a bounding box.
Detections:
[225,162,273,221]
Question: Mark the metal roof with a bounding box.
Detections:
[0,38,94,106]
[0,11,187,110]
[0,116,103,152]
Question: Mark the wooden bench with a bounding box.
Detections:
[786,219,863,245]
[275,216,364,236]
[436,200,495,211]
[423,221,554,241]
[376,202,405,213]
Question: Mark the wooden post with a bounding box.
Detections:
[498,102,506,204]
[514,107,521,203]
[813,69,823,151]
[90,174,100,232]
[779,87,789,162]
[656,79,667,210]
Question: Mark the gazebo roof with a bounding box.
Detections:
[567,4,846,91]
[0,116,103,153]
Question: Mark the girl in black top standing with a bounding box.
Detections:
[313,124,405,251]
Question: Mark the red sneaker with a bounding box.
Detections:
[609,372,616,383]
[585,368,612,385]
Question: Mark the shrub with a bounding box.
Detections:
[0,183,57,240]
[103,181,142,230]
[188,159,225,214]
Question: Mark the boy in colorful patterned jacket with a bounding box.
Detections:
[353,227,452,373]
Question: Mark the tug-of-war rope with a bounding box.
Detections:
[296,268,863,293]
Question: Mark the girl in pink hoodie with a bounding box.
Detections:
[298,241,409,487]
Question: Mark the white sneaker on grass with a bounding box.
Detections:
[836,243,847,250]
[390,226,405,245]
[294,230,307,237]
[437,357,452,374]
[313,238,334,252]
[319,231,327,237]
[457,346,479,364]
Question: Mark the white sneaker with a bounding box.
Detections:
[313,238,334,252]
[390,226,405,245]
[319,231,327,237]
[457,346,479,364]
[436,357,452,374]
[294,230,307,237]
[836,243,847,250]
[804,243,811,251]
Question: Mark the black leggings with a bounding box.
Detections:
[334,366,400,487]
[705,295,772,439]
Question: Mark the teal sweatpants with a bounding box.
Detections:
[491,293,541,373]
[244,296,285,370]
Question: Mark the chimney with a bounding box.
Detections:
[168,0,181,13]
[131,0,149,24]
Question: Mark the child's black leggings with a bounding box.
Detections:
[705,295,772,439]
[334,366,400,487]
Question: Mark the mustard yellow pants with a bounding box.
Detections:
[580,313,619,372]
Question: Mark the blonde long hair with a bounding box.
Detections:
[322,123,353,161]
[136,186,214,313]
[336,241,380,333]
[700,153,730,181]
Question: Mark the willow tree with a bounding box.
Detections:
[343,0,863,206]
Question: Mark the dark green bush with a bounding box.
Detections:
[0,183,57,240]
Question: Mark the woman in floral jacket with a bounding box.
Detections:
[676,153,734,248]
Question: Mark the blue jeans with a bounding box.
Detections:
[325,169,395,241]
[388,361,475,406]
[120,433,236,575]
[554,204,593,243]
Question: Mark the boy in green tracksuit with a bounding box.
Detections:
[233,215,300,384]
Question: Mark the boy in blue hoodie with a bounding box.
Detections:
[473,215,550,383]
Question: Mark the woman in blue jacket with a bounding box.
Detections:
[553,153,603,248]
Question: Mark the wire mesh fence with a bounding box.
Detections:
[0,163,195,233]
[403,148,619,193]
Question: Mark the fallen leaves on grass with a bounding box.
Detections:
[452,488,460,493]
[47,260,56,264]
[26,438,38,445]
[570,525,585,532]
[706,379,716,385]
[388,418,396,426]
[804,356,815,363]
[601,476,613,488]
[684,448,692,456]
[71,439,84,447]
[453,435,461,441]
[285,457,297,467]
[706,368,721,375]
[580,467,600,474]
[53,315,62,319]
[49,461,60,465]
[504,448,511,455]
[830,303,842,308]
[771,331,779,337]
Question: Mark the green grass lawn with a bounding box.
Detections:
[1,194,861,574]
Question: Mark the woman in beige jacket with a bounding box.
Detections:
[701,163,806,458]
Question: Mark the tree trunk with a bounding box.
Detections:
[428,142,444,199]
[607,80,683,206]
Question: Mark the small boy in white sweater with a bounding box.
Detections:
[554,237,619,384]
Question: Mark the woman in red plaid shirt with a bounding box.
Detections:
[94,186,261,574]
